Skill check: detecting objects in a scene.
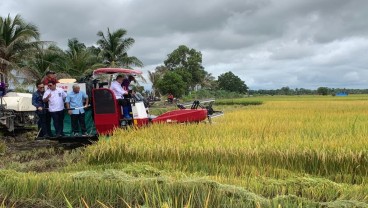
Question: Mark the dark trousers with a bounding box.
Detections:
[117,98,131,117]
[36,110,52,137]
[71,113,86,134]
[45,111,52,136]
[50,110,64,136]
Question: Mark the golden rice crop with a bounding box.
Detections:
[1,95,368,207]
[86,99,368,177]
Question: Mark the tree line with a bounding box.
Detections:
[250,87,368,96]
[0,14,248,97]
[149,46,248,98]
[0,14,142,85]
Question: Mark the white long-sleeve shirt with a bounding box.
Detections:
[110,80,127,99]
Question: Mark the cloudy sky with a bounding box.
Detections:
[1,0,368,89]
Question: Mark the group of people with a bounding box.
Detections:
[32,71,136,137]
[32,71,89,137]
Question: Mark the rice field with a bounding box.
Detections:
[1,95,368,207]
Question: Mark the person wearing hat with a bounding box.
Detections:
[42,70,59,86]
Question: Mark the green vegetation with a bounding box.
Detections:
[217,71,248,94]
[216,99,262,106]
[0,141,5,155]
[182,89,249,101]
[1,95,368,207]
[0,14,142,87]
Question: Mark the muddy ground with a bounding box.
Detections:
[0,129,81,172]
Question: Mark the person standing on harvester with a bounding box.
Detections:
[65,84,89,136]
[32,81,51,137]
[42,70,59,85]
[43,81,67,137]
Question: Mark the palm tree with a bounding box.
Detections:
[148,66,168,97]
[0,14,40,82]
[63,38,101,77]
[96,28,143,68]
[201,71,217,90]
[21,44,65,82]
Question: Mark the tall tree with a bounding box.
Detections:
[164,45,206,91]
[317,87,329,95]
[21,44,64,82]
[96,28,143,68]
[63,38,100,77]
[0,14,40,82]
[217,71,248,94]
[156,71,186,98]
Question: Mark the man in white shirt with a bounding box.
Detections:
[43,81,67,137]
[110,75,131,119]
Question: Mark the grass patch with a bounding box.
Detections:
[217,98,263,106]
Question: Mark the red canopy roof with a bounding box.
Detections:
[93,68,142,75]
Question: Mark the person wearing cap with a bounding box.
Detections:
[42,70,59,86]
[65,84,89,136]
[43,80,67,137]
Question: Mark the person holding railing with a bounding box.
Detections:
[65,84,89,136]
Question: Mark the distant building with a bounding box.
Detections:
[336,92,348,96]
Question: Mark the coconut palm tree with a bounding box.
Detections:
[96,28,143,68]
[63,38,102,77]
[20,44,65,82]
[148,66,168,96]
[0,14,40,82]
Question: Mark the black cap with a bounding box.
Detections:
[48,80,57,85]
[46,71,55,75]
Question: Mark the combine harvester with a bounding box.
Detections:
[1,69,223,144]
[91,68,224,137]
[0,72,37,132]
